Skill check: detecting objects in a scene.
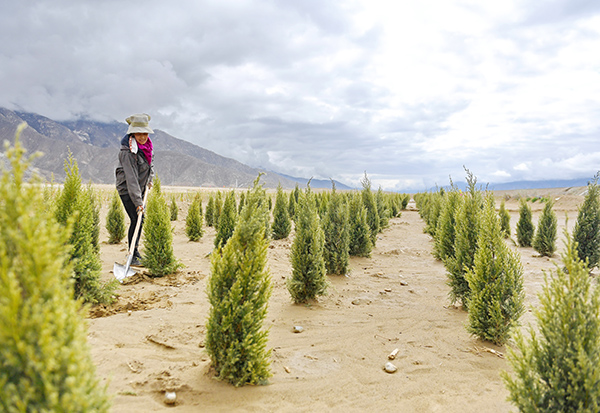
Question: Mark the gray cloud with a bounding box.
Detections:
[1,0,600,190]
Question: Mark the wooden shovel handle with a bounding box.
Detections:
[127,186,150,256]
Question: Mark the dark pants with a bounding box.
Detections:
[119,193,144,256]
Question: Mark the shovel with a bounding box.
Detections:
[114,188,149,282]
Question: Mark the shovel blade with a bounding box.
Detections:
[113,257,138,282]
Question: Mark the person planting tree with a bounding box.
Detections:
[115,113,155,266]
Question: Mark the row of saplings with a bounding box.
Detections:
[105,172,409,293]
[108,172,409,387]
[415,169,600,412]
[0,130,412,410]
[159,174,408,386]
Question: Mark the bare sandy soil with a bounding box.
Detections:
[88,186,588,412]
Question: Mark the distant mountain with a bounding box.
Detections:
[487,178,593,191]
[4,108,593,192]
[432,178,594,193]
[0,108,297,188]
[276,173,353,190]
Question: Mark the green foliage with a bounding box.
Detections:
[142,180,182,276]
[414,192,428,216]
[573,173,600,269]
[42,179,58,208]
[272,184,292,240]
[288,184,300,221]
[185,193,204,241]
[390,193,406,217]
[288,188,328,303]
[169,194,178,221]
[72,188,114,304]
[88,186,101,253]
[323,183,350,275]
[445,169,482,308]
[205,194,215,227]
[400,193,410,210]
[361,172,380,245]
[56,151,115,304]
[422,190,444,236]
[516,198,535,247]
[54,150,81,227]
[205,176,272,387]
[152,177,162,193]
[316,191,330,218]
[106,190,126,244]
[348,192,373,257]
[0,130,110,412]
[503,234,600,412]
[466,194,525,345]
[238,191,245,214]
[375,186,390,230]
[533,200,558,257]
[388,193,400,218]
[434,188,461,262]
[499,199,511,238]
[214,190,237,249]
[213,191,224,229]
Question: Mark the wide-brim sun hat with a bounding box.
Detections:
[126,113,154,134]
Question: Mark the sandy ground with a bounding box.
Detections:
[88,186,587,412]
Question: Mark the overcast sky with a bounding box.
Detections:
[1,0,600,191]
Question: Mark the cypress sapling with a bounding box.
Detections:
[142,179,182,276]
[401,193,410,210]
[205,194,215,227]
[288,188,328,303]
[213,191,223,229]
[238,191,245,214]
[389,193,400,218]
[56,151,114,304]
[533,200,558,257]
[361,172,380,245]
[185,192,204,241]
[466,194,525,345]
[499,199,511,239]
[434,187,461,262]
[106,190,126,244]
[323,182,350,275]
[205,175,272,386]
[573,173,600,269]
[445,169,482,308]
[272,184,292,240]
[348,192,372,257]
[516,198,535,247]
[423,189,444,236]
[288,184,300,222]
[71,187,114,304]
[88,186,101,253]
[502,233,600,411]
[376,186,390,230]
[0,130,110,412]
[214,190,237,249]
[169,194,178,221]
[54,149,80,227]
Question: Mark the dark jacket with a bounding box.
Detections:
[115,135,154,206]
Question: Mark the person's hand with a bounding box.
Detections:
[136,205,144,214]
[148,181,153,190]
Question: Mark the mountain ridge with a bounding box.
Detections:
[0,108,298,188]
[2,108,595,192]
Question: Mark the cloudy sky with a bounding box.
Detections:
[1,0,600,190]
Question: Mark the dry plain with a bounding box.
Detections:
[88,185,589,412]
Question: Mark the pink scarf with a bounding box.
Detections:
[137,137,153,164]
